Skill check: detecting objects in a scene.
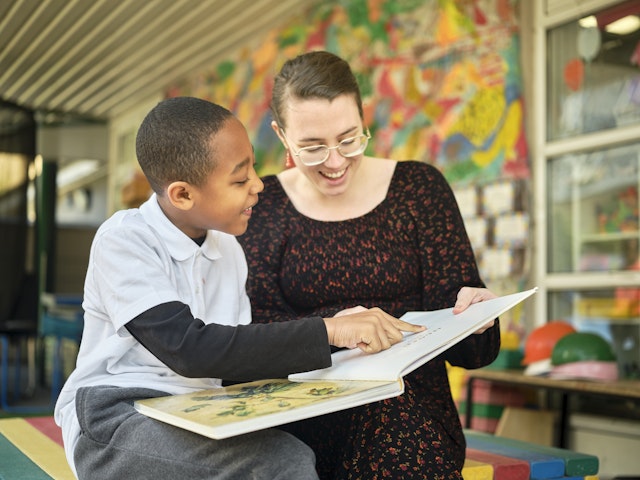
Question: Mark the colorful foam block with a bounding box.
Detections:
[0,417,74,480]
[459,414,500,433]
[546,477,593,480]
[463,379,527,406]
[458,401,507,419]
[466,447,530,480]
[461,458,494,480]
[465,430,599,477]
[465,430,566,479]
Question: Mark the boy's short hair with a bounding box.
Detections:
[136,97,234,193]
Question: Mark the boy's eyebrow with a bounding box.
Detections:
[231,157,251,174]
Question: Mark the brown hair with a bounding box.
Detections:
[270,51,364,129]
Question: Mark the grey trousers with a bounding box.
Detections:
[74,385,319,480]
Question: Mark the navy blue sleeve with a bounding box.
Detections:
[125,301,332,382]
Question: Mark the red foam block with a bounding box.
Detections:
[466,447,530,480]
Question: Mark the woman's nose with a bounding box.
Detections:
[323,147,344,167]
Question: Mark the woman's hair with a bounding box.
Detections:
[135,96,233,193]
[270,51,364,129]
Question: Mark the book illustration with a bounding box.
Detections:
[186,381,368,418]
[136,379,397,435]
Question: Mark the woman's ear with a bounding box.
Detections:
[166,181,195,210]
[271,120,286,144]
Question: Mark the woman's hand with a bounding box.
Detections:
[452,287,498,334]
[323,307,425,353]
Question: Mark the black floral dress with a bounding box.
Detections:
[239,160,500,479]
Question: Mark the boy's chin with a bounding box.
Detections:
[227,223,250,237]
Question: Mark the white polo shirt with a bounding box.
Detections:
[54,194,251,476]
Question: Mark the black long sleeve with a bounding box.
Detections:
[125,301,331,382]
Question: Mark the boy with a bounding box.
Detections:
[54,97,421,480]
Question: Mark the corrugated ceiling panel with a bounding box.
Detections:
[0,0,314,120]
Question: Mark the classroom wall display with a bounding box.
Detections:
[166,0,530,186]
[453,179,529,268]
[453,177,531,335]
[167,0,532,330]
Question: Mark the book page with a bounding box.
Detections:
[290,288,537,382]
[135,378,402,439]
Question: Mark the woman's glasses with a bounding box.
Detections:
[281,128,371,166]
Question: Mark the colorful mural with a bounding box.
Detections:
[167,0,528,184]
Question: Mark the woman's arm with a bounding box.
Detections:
[409,162,500,367]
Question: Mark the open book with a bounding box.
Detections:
[134,288,537,439]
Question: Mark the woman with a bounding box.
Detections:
[239,51,500,479]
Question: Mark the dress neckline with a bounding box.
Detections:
[271,161,404,223]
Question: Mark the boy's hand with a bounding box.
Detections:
[323,307,425,354]
[333,305,368,317]
[452,287,498,334]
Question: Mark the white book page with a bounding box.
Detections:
[289,288,537,382]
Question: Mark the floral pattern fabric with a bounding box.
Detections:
[239,160,500,479]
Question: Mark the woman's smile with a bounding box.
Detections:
[320,167,347,180]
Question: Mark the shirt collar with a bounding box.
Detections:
[139,194,222,262]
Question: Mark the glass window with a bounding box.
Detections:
[548,289,640,379]
[547,1,640,140]
[548,142,639,273]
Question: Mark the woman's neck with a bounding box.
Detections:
[279,157,396,221]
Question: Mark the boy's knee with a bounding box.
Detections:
[256,430,318,479]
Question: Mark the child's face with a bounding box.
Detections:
[185,117,264,237]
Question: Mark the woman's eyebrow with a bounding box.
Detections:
[298,127,359,143]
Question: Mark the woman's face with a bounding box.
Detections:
[277,93,366,197]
